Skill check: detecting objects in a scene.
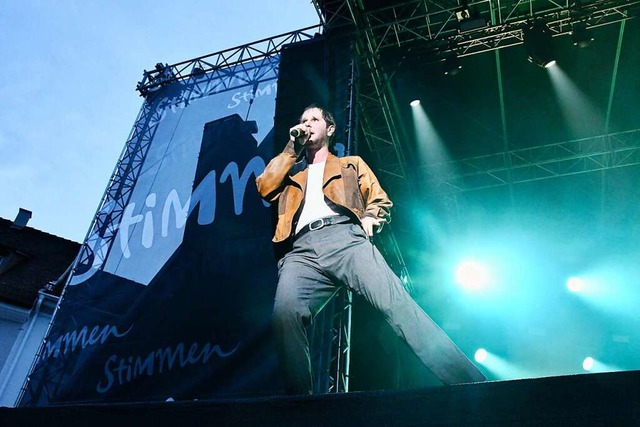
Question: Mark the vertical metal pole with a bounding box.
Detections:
[331,53,358,394]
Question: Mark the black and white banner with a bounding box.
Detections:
[21,58,282,405]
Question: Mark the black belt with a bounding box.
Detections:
[296,215,353,237]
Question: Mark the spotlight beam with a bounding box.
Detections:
[473,349,536,380]
[604,20,626,133]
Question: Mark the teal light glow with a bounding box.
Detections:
[455,259,491,291]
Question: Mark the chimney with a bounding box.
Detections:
[11,208,32,229]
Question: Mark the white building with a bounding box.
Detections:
[0,210,79,407]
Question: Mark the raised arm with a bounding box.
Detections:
[255,140,302,203]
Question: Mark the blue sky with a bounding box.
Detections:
[0,1,319,242]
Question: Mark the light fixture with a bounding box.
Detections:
[443,56,462,76]
[572,21,594,48]
[567,277,586,293]
[454,259,491,290]
[524,22,556,68]
[474,348,488,363]
[192,66,206,76]
[410,99,421,107]
[455,6,487,32]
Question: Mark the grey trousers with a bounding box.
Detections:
[273,220,486,395]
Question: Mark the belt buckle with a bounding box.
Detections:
[308,218,325,231]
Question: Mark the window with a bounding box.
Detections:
[0,245,28,275]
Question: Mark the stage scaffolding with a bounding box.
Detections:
[315,0,640,57]
[424,128,640,193]
[313,0,640,199]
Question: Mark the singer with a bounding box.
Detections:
[256,104,485,395]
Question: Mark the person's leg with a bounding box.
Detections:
[323,223,486,384]
[272,242,336,394]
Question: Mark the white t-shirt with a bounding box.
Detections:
[295,160,339,234]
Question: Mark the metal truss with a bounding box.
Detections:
[423,128,640,193]
[316,0,640,59]
[312,0,640,191]
[313,0,355,28]
[330,287,353,392]
[71,101,162,283]
[136,26,321,96]
[343,0,412,189]
[454,0,640,57]
[354,62,410,188]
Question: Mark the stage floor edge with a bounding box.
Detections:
[2,370,639,426]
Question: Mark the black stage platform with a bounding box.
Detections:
[3,370,639,426]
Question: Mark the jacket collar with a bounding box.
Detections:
[323,153,342,185]
[289,153,344,189]
[289,156,308,189]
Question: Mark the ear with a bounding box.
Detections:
[327,124,336,137]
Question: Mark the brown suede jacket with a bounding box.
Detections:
[256,140,393,243]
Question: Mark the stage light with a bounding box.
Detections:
[524,22,556,68]
[410,99,421,107]
[580,357,621,373]
[455,259,491,290]
[582,357,594,371]
[443,56,462,76]
[572,21,594,48]
[455,7,488,32]
[469,348,535,379]
[567,277,585,293]
[474,348,488,363]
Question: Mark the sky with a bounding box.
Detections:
[0,1,320,242]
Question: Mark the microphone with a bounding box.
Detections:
[290,128,306,138]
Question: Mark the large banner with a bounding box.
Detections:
[20,57,283,405]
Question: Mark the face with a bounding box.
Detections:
[299,107,335,147]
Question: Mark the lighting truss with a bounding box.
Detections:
[313,0,640,194]
[314,0,639,191]
[315,0,640,58]
[422,128,640,193]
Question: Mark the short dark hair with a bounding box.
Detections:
[301,104,336,129]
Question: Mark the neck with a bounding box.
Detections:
[306,144,329,164]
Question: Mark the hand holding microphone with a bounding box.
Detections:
[289,125,309,144]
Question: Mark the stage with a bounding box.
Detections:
[3,370,639,426]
